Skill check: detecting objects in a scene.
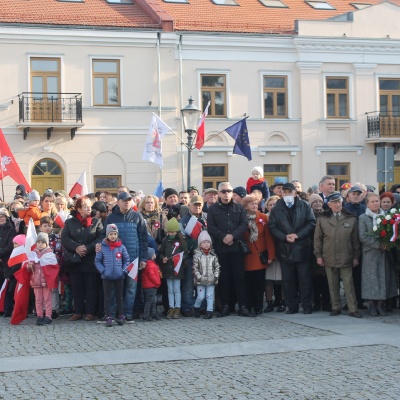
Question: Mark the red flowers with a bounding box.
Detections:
[382,219,388,225]
[380,231,387,237]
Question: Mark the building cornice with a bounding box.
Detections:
[315,146,363,156]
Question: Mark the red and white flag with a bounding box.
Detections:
[195,101,210,150]
[0,129,31,191]
[125,257,139,281]
[173,252,184,275]
[8,245,28,267]
[0,280,9,313]
[39,252,59,290]
[11,263,31,325]
[69,171,88,198]
[25,218,37,254]
[184,216,203,240]
[54,210,67,228]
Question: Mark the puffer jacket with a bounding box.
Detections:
[141,260,161,289]
[268,197,315,263]
[95,239,130,280]
[61,210,103,273]
[192,248,220,286]
[102,206,148,264]
[314,208,360,268]
[0,219,17,277]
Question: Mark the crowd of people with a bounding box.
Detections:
[0,169,399,327]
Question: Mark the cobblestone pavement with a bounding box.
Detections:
[1,308,400,399]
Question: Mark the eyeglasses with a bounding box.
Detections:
[220,189,233,194]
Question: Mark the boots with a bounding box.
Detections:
[276,300,286,312]
[377,300,387,316]
[263,300,274,313]
[368,300,378,316]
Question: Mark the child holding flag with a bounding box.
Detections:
[159,218,188,319]
[95,224,130,327]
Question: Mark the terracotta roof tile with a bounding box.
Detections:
[0,0,160,29]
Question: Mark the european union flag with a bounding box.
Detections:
[225,118,252,161]
[153,180,164,198]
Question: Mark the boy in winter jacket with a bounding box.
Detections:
[193,230,220,319]
[18,190,42,228]
[141,248,161,321]
[27,232,60,325]
[95,224,130,327]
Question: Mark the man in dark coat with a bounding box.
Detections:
[207,182,251,317]
[268,182,315,314]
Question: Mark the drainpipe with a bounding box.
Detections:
[178,34,185,190]
[157,32,163,182]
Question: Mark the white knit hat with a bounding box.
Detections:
[252,166,263,176]
[198,230,212,246]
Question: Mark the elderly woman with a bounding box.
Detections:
[242,195,275,315]
[380,191,395,213]
[358,193,397,316]
[61,197,103,321]
[139,195,164,242]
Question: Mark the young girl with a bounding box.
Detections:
[193,231,220,319]
[27,233,60,325]
[18,190,42,228]
[159,217,188,319]
[95,224,130,327]
[141,247,161,321]
[246,166,269,206]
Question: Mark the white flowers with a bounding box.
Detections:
[390,208,397,213]
[385,215,392,221]
[376,218,382,225]
[373,226,378,231]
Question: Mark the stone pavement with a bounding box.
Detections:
[1,309,400,399]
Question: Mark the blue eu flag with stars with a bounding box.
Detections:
[225,117,252,161]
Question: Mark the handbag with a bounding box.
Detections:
[238,240,251,256]
[254,242,268,265]
[63,249,82,266]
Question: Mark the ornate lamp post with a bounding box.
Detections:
[180,97,201,190]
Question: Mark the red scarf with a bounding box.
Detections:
[246,177,265,194]
[108,239,122,251]
[76,212,92,227]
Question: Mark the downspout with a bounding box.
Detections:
[178,33,185,190]
[157,32,162,182]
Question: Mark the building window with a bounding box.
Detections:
[92,59,120,106]
[350,3,371,9]
[94,175,121,194]
[326,163,350,188]
[306,1,335,9]
[31,158,64,194]
[263,76,287,118]
[264,164,288,188]
[326,77,349,118]
[202,164,228,190]
[379,79,400,116]
[212,0,238,4]
[260,0,288,7]
[201,74,226,117]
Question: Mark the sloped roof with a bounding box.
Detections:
[153,0,400,34]
[0,0,160,29]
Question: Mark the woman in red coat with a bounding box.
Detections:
[242,195,275,315]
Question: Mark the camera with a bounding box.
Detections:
[165,204,181,220]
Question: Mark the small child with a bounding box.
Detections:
[141,247,161,321]
[193,231,220,319]
[27,232,60,325]
[159,217,188,320]
[246,166,269,206]
[18,190,42,228]
[39,216,62,319]
[95,224,130,327]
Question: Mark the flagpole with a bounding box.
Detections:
[0,148,4,202]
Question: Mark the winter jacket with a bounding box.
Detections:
[18,205,41,226]
[207,200,248,254]
[101,206,148,264]
[179,212,207,255]
[246,178,269,202]
[61,210,103,273]
[344,202,366,219]
[142,260,161,289]
[14,184,27,199]
[0,219,17,277]
[268,197,315,263]
[29,247,59,288]
[243,211,276,271]
[95,239,129,280]
[192,248,220,286]
[314,208,360,268]
[158,234,188,280]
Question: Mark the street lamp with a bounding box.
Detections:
[181,97,201,190]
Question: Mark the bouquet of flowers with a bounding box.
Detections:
[373,208,400,249]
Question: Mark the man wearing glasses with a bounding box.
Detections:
[207,182,252,317]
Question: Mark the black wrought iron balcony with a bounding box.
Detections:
[18,92,82,123]
[367,112,400,139]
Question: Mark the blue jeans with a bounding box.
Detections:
[123,274,137,318]
[181,257,195,311]
[166,279,181,308]
[194,285,215,312]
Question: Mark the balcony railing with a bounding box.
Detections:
[367,112,400,138]
[18,92,82,123]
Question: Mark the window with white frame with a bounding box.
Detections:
[326,77,349,118]
[92,59,120,106]
[263,76,288,118]
[201,74,226,117]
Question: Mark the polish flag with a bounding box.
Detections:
[0,280,9,312]
[8,245,28,267]
[39,252,59,290]
[173,252,184,275]
[54,210,67,228]
[25,218,37,254]
[184,216,203,240]
[125,257,139,281]
[10,263,31,325]
[195,101,210,150]
[69,171,88,198]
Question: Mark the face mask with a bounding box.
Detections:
[12,210,19,218]
[283,196,294,205]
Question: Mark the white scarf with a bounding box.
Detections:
[365,207,385,227]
